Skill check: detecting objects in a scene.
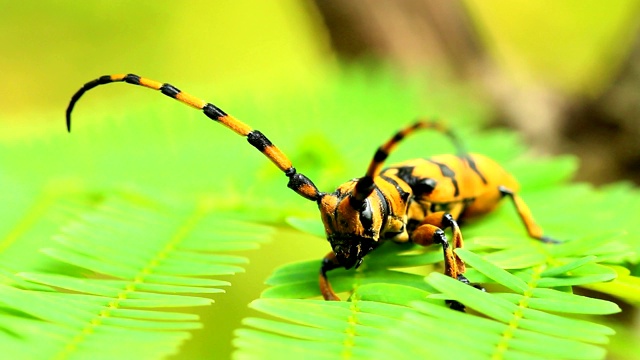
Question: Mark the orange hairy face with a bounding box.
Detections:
[317,181,387,269]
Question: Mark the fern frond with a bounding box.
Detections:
[242,241,621,358]
[0,193,273,360]
[236,248,619,360]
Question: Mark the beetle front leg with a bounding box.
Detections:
[319,251,342,301]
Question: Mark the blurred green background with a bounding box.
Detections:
[4,1,640,182]
[0,1,333,135]
[2,1,640,359]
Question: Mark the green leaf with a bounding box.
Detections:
[540,256,598,277]
[354,283,431,306]
[456,248,529,293]
[497,289,620,314]
[583,266,640,305]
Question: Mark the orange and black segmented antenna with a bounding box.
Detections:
[66,73,324,202]
[351,120,467,207]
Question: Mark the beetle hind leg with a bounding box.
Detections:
[498,186,560,243]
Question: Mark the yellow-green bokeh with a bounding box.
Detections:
[0,1,333,134]
[464,0,640,95]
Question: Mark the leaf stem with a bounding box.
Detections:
[492,265,544,360]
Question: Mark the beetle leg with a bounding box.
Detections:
[319,252,342,301]
[498,186,559,243]
[420,211,465,273]
[412,222,470,311]
[411,222,461,281]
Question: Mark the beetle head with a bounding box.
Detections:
[317,181,386,269]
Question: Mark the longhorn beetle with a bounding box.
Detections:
[66,74,557,309]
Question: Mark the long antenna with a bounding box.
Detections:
[66,73,323,201]
[351,120,466,206]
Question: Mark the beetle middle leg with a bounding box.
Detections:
[412,212,466,279]
[412,211,477,310]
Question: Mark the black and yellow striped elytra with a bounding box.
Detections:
[67,73,556,309]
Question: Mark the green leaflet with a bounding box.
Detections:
[583,266,640,305]
[455,248,529,293]
[540,255,598,277]
[496,290,619,315]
